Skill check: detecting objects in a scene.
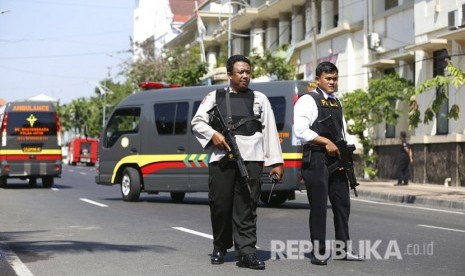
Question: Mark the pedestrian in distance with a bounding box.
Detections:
[191,55,284,270]
[395,131,413,186]
[293,61,363,265]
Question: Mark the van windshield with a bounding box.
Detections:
[6,111,57,136]
[104,108,141,148]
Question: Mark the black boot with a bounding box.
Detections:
[210,249,226,265]
[237,253,265,270]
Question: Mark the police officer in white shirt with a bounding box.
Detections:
[294,61,363,265]
[191,55,284,270]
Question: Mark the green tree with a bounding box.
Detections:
[58,79,134,139]
[341,74,414,178]
[124,38,166,85]
[409,62,463,128]
[125,38,207,86]
[248,45,295,80]
[164,46,208,86]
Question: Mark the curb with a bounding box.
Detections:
[356,190,465,211]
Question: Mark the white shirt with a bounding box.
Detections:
[191,88,283,166]
[293,88,350,144]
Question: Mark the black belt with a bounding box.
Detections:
[303,144,325,152]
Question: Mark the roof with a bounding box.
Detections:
[169,0,206,22]
[27,93,58,103]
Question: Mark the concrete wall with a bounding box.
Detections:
[376,142,465,187]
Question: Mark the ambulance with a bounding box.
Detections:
[0,101,62,187]
[95,81,312,206]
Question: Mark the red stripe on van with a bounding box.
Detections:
[141,161,186,175]
[283,160,301,168]
[0,154,62,161]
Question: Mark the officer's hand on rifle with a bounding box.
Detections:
[211,131,231,151]
[325,141,340,157]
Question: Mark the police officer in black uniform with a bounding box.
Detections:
[293,61,363,265]
[191,55,284,270]
[395,131,413,185]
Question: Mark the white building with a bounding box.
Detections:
[137,0,465,186]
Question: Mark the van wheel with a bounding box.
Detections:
[260,191,287,207]
[170,192,185,203]
[42,177,54,188]
[28,178,37,187]
[121,167,141,202]
[0,177,6,187]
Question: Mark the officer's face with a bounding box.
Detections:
[316,71,338,94]
[228,61,251,92]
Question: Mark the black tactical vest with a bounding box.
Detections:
[308,88,344,142]
[214,88,262,136]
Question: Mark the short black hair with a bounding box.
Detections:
[226,55,251,73]
[315,61,338,77]
[400,131,407,139]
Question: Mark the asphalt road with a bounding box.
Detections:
[0,164,464,276]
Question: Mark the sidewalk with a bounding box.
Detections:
[355,180,465,210]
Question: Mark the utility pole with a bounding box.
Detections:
[228,0,232,57]
[311,0,318,73]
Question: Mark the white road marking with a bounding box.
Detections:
[0,242,34,276]
[352,198,465,215]
[80,198,108,207]
[172,227,260,248]
[172,227,213,239]
[79,172,86,175]
[418,224,465,233]
[51,188,59,191]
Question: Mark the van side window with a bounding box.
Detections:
[268,97,286,131]
[104,107,141,148]
[154,102,189,135]
[192,101,201,118]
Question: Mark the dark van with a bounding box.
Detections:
[0,101,62,187]
[95,81,312,206]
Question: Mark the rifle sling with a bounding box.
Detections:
[224,88,233,124]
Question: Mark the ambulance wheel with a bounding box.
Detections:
[42,176,54,188]
[121,167,141,202]
[170,192,185,203]
[28,177,37,187]
[260,191,287,207]
[0,177,6,187]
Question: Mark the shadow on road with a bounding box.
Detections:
[0,230,175,263]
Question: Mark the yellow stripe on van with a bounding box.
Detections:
[111,152,303,183]
[282,153,302,159]
[112,154,189,183]
[0,149,62,155]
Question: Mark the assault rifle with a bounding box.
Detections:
[319,114,359,197]
[207,104,251,194]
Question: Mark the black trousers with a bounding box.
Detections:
[397,157,410,184]
[208,160,262,256]
[301,150,351,253]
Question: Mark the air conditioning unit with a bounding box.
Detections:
[367,33,381,50]
[448,10,460,30]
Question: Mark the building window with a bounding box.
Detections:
[385,0,398,10]
[433,49,449,135]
